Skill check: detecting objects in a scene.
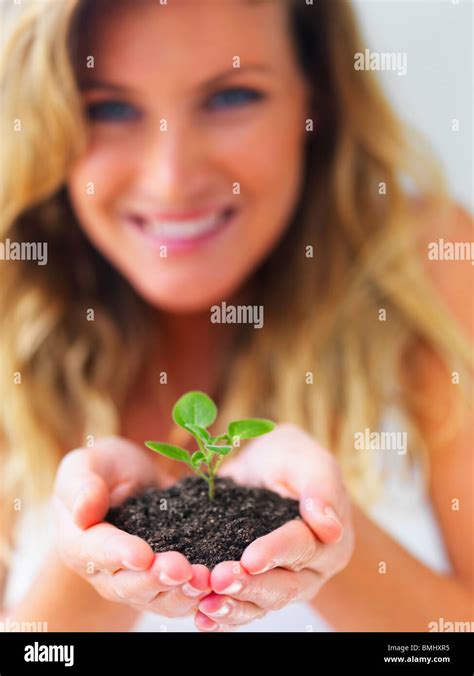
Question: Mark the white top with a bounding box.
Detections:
[4,411,451,632]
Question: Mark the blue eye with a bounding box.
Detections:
[207,87,264,111]
[86,100,140,122]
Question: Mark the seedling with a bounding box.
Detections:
[145,391,275,499]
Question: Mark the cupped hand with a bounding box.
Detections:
[53,436,211,618]
[194,424,354,631]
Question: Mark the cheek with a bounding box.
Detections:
[67,137,138,222]
[66,150,132,273]
[220,115,306,238]
[244,131,303,201]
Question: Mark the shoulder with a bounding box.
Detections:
[413,198,473,340]
[407,200,474,587]
[399,199,473,441]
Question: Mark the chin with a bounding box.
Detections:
[132,277,241,315]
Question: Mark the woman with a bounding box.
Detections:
[0,0,472,632]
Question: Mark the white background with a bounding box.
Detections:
[353,0,473,211]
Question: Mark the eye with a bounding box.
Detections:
[206,87,265,112]
[85,100,140,123]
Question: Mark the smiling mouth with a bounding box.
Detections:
[124,206,237,248]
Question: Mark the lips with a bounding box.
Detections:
[142,204,233,220]
[123,205,237,251]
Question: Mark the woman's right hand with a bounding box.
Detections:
[53,436,211,618]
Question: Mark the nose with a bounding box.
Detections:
[134,120,214,204]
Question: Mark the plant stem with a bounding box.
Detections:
[208,478,214,500]
[191,437,215,495]
[213,455,225,475]
[195,436,208,457]
[208,452,221,500]
[212,433,230,444]
[187,463,210,484]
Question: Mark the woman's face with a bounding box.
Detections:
[68,0,310,312]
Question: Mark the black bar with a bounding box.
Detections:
[0,632,471,674]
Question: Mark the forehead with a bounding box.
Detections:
[76,0,294,80]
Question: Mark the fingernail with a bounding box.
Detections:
[72,487,90,515]
[250,561,275,575]
[323,506,342,529]
[181,583,203,597]
[219,580,243,595]
[205,621,219,631]
[159,570,182,586]
[208,602,231,618]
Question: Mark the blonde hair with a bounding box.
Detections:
[0,0,471,563]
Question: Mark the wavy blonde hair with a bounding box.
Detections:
[0,0,471,564]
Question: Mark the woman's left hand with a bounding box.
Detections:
[194,424,355,631]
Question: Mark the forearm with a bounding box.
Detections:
[311,504,474,631]
[2,548,141,632]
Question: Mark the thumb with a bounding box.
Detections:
[299,490,344,545]
[71,474,110,530]
[218,458,250,485]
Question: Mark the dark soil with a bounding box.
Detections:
[106,476,301,568]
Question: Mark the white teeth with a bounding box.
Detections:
[143,212,226,240]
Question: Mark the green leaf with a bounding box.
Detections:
[172,391,217,431]
[228,418,275,441]
[205,443,233,456]
[145,441,190,463]
[190,451,206,467]
[184,423,211,443]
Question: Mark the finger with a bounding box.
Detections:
[98,552,194,604]
[194,610,237,632]
[72,475,110,530]
[54,438,158,526]
[198,592,265,626]
[55,448,124,529]
[276,431,347,540]
[55,450,108,528]
[115,552,195,599]
[55,496,154,574]
[146,563,210,617]
[218,458,250,486]
[210,561,322,610]
[240,519,321,574]
[80,523,155,574]
[150,552,194,585]
[299,492,344,544]
[181,564,211,598]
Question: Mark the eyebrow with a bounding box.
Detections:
[79,64,274,93]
